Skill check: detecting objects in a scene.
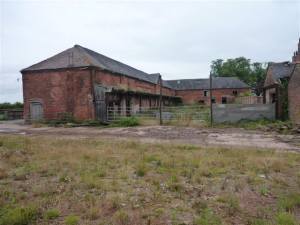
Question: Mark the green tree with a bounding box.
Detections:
[210,57,267,96]
[0,102,23,110]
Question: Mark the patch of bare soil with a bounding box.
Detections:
[0,121,299,151]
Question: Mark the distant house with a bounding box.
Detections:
[21,45,250,122]
[164,78,250,105]
[263,38,300,120]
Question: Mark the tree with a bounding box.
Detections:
[0,102,23,110]
[210,57,267,96]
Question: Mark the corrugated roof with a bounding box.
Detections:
[268,62,295,80]
[164,77,249,90]
[21,45,160,84]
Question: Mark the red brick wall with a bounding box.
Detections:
[22,68,176,121]
[22,69,94,121]
[175,88,250,105]
[288,64,300,124]
[93,70,175,97]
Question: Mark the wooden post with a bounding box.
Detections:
[159,75,163,125]
[210,72,213,127]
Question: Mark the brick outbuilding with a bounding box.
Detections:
[21,45,250,122]
[164,78,250,105]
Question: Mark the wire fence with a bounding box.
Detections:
[107,105,210,125]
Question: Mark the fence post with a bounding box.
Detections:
[159,75,163,125]
[210,72,213,127]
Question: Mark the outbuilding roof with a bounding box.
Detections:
[164,77,249,90]
[21,45,160,84]
[267,62,295,81]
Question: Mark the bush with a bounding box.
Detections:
[64,215,79,225]
[44,208,60,220]
[114,117,139,127]
[0,206,39,225]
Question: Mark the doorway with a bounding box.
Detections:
[30,102,43,121]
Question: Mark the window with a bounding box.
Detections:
[204,90,208,97]
[222,97,227,104]
[211,97,216,104]
[233,90,238,96]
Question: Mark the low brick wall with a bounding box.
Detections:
[212,104,275,123]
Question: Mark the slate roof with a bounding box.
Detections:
[164,77,249,90]
[21,45,159,84]
[267,62,295,81]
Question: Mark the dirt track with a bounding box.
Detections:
[0,120,299,151]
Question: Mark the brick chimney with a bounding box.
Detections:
[292,38,300,63]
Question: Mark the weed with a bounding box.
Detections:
[217,194,240,216]
[113,210,130,225]
[84,207,100,220]
[259,186,269,196]
[44,208,60,220]
[193,208,222,225]
[59,174,72,183]
[277,193,300,212]
[136,163,147,177]
[64,215,79,225]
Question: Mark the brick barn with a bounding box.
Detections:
[21,45,249,122]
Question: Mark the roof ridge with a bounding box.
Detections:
[74,45,99,67]
[76,45,150,76]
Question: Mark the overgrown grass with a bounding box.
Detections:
[0,205,39,225]
[0,135,299,224]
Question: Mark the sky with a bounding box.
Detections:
[0,0,300,103]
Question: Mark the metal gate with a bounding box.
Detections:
[94,84,107,122]
[30,102,43,121]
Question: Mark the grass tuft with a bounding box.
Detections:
[276,212,297,225]
[193,208,222,225]
[0,206,39,225]
[64,215,79,225]
[44,208,60,220]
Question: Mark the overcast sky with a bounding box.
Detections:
[0,0,300,103]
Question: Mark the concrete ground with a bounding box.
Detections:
[0,120,299,151]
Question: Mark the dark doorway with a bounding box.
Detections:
[94,85,107,122]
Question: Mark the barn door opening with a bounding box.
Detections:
[30,102,43,121]
[94,84,107,122]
